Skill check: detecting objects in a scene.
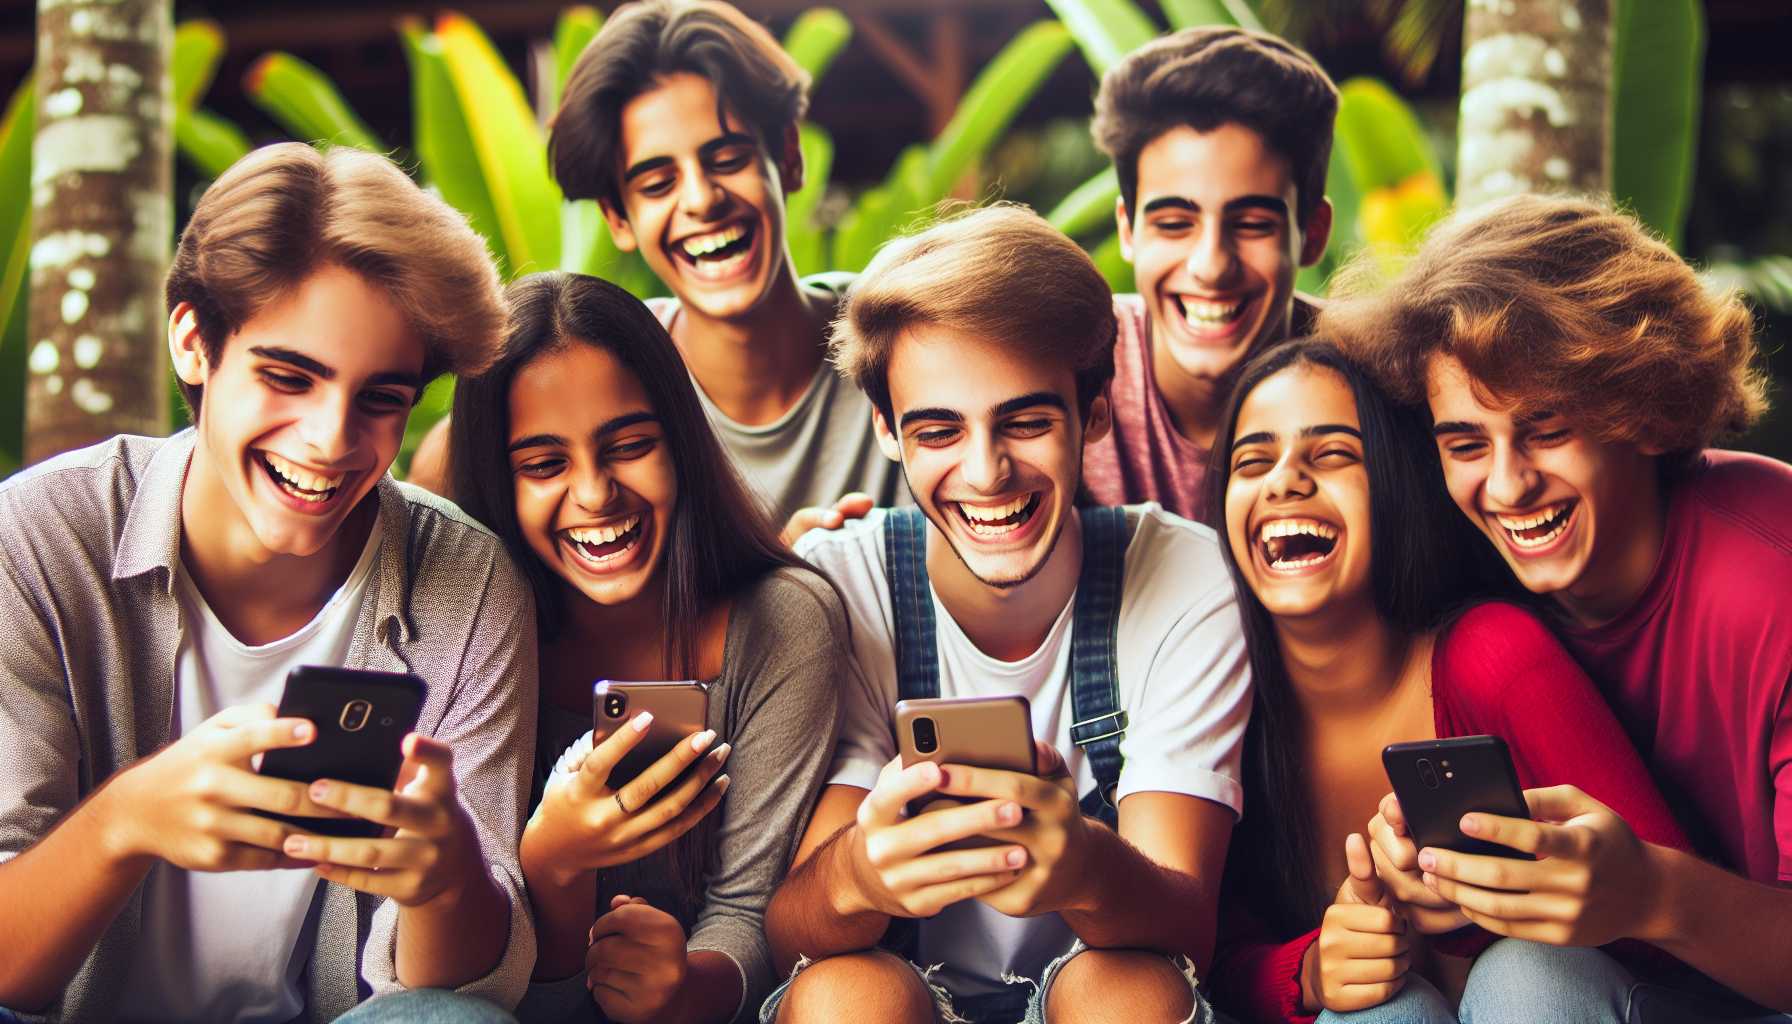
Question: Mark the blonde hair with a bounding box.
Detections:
[1322,193,1768,456]
[830,203,1116,422]
[165,142,505,413]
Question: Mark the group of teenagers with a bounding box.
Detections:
[2,1,1788,1023]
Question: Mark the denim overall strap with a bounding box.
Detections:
[1069,507,1129,827]
[884,507,941,701]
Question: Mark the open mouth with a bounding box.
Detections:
[673,221,755,279]
[257,450,344,506]
[1171,294,1248,333]
[953,493,1040,539]
[1257,517,1340,572]
[1493,499,1577,551]
[562,514,645,568]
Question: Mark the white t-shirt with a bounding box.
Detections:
[119,516,382,1023]
[796,505,1251,999]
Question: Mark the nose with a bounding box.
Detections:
[295,391,357,465]
[1184,220,1238,289]
[569,461,615,513]
[679,164,727,221]
[1485,443,1542,508]
[1263,454,1313,502]
[958,431,1011,494]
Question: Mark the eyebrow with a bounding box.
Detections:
[1432,420,1485,437]
[249,345,422,391]
[507,412,659,454]
[1139,195,1291,218]
[1231,423,1363,451]
[622,132,758,184]
[897,391,1069,430]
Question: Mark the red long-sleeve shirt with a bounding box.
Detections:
[1210,601,1691,1024]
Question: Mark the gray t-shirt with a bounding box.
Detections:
[520,566,847,1023]
[648,274,908,522]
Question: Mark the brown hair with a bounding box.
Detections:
[165,142,505,415]
[1092,26,1338,225]
[830,203,1116,425]
[550,0,809,211]
[1322,193,1768,457]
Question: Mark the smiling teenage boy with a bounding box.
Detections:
[548,0,900,538]
[1328,194,1792,1017]
[1084,27,1336,523]
[0,144,537,1021]
[760,206,1251,1024]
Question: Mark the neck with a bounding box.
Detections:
[926,510,1083,662]
[1148,300,1294,450]
[1274,598,1421,720]
[671,262,826,426]
[1558,471,1669,628]
[558,576,671,680]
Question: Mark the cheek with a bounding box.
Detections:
[511,482,559,544]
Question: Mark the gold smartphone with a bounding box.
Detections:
[592,680,711,792]
[895,695,1035,847]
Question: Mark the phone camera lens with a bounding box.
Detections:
[340,699,373,732]
[1417,757,1440,789]
[603,692,627,719]
[912,716,938,755]
[380,716,393,727]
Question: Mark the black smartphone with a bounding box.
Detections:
[257,665,427,838]
[1382,735,1534,860]
[592,680,711,793]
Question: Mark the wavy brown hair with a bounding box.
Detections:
[1321,193,1768,459]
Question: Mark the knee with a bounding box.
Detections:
[1459,939,1633,1024]
[1045,949,1196,1024]
[337,989,517,1024]
[776,952,937,1024]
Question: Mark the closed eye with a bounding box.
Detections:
[515,456,565,478]
[1003,418,1053,438]
[260,369,308,392]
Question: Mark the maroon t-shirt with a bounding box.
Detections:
[1563,450,1792,886]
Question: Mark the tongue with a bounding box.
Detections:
[1271,534,1333,563]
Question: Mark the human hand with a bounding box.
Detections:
[957,742,1093,918]
[1366,792,1470,934]
[521,714,731,890]
[844,755,1027,919]
[282,734,486,908]
[780,493,876,545]
[1418,784,1657,947]
[108,703,335,871]
[1302,833,1413,1014]
[585,895,688,1023]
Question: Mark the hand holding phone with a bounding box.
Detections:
[1381,736,1534,861]
[257,666,426,838]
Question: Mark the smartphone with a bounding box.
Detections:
[1382,735,1534,860]
[896,695,1035,848]
[257,665,426,838]
[592,680,711,794]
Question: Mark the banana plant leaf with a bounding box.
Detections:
[244,53,385,152]
[175,109,252,178]
[1330,77,1447,279]
[1041,0,1158,76]
[400,22,511,276]
[435,13,563,275]
[0,77,28,471]
[547,6,603,115]
[1296,132,1363,295]
[1088,231,1130,294]
[783,8,852,82]
[788,122,834,277]
[1161,0,1262,31]
[173,20,225,112]
[922,21,1073,203]
[400,375,456,478]
[1612,0,1702,251]
[1046,166,1119,239]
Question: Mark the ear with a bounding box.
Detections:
[872,405,902,464]
[1115,197,1136,264]
[778,122,805,196]
[599,199,639,254]
[168,303,209,387]
[1081,392,1113,447]
[1298,197,1334,268]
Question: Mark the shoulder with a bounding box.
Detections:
[0,433,166,564]
[389,480,528,597]
[1679,450,1792,558]
[1433,601,1575,700]
[793,507,890,572]
[738,565,847,636]
[1117,504,1241,630]
[1112,294,1148,335]
[642,294,679,329]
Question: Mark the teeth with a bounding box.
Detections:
[681,224,746,258]
[1177,296,1245,326]
[263,451,342,496]
[959,495,1031,523]
[567,516,640,546]
[1495,502,1570,532]
[1257,518,1339,543]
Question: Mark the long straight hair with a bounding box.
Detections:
[1205,337,1517,933]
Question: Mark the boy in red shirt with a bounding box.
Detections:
[1084,27,1336,523]
[1328,194,1792,1018]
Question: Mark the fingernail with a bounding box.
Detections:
[691,729,716,752]
[310,781,331,800]
[1460,815,1480,835]
[998,802,1020,825]
[1417,850,1435,871]
[285,836,309,855]
[715,774,731,792]
[293,722,313,741]
[933,765,947,786]
[711,742,732,762]
[1006,848,1026,868]
[631,711,653,732]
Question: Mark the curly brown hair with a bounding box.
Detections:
[1321,193,1768,456]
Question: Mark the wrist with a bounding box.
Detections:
[1632,842,1683,944]
[90,767,153,867]
[1297,939,1323,1015]
[830,826,881,919]
[520,824,587,892]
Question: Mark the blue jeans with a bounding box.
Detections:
[1316,939,1634,1024]
[335,988,519,1024]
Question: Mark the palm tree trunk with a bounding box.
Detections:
[25,0,172,465]
[1456,0,1612,207]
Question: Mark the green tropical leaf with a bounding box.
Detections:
[1706,254,1792,316]
[1041,0,1157,75]
[922,21,1074,202]
[783,8,852,82]
[1047,167,1119,239]
[1161,0,1261,31]
[175,108,252,178]
[1333,77,1439,191]
[173,20,226,112]
[435,12,562,275]
[1297,132,1362,295]
[1612,0,1702,251]
[399,375,455,478]
[1088,231,1131,293]
[244,52,385,151]
[0,77,27,471]
[0,277,23,475]
[400,21,511,275]
[549,6,603,115]
[788,123,835,277]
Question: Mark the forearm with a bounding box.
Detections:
[522,851,600,980]
[765,826,890,973]
[0,782,151,1010]
[396,867,510,989]
[661,950,744,1024]
[1059,825,1217,971]
[1640,843,1792,1010]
